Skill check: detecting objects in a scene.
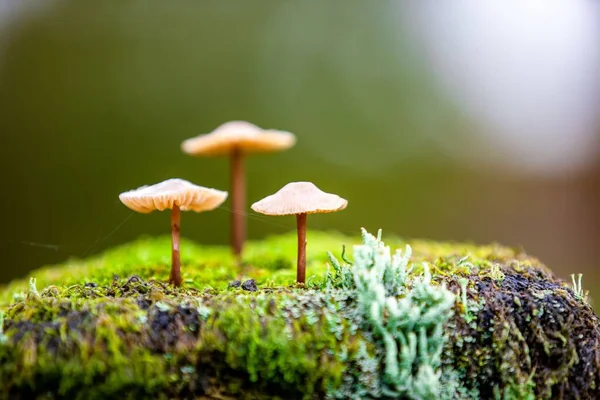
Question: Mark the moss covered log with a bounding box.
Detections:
[0,230,598,399]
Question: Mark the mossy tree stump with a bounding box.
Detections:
[0,231,598,399]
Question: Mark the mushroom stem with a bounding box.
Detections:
[170,205,182,287]
[230,148,245,261]
[296,213,307,284]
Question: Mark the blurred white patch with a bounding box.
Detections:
[401,0,600,176]
[0,0,21,23]
[0,0,49,70]
[0,0,39,30]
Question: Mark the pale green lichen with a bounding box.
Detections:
[457,278,476,324]
[324,229,457,399]
[570,273,588,304]
[28,278,39,297]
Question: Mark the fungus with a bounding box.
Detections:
[119,178,228,287]
[251,182,347,284]
[181,121,296,260]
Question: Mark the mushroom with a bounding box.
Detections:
[251,182,347,284]
[181,121,296,260]
[119,178,228,287]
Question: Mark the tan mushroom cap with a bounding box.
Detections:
[119,178,228,214]
[251,182,347,216]
[181,120,296,156]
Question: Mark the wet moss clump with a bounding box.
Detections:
[0,230,598,399]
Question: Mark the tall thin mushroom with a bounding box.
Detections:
[119,178,228,287]
[251,182,347,284]
[181,121,296,260]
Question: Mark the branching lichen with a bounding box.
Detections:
[28,278,38,297]
[570,273,588,304]
[324,228,457,399]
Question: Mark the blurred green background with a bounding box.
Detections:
[1,1,599,301]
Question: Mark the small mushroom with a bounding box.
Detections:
[251,182,347,284]
[119,178,228,287]
[181,121,296,260]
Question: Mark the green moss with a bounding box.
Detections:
[0,230,598,399]
[0,231,538,306]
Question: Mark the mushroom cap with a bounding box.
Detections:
[119,178,228,214]
[181,120,296,156]
[251,182,347,216]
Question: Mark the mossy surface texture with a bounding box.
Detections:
[0,230,598,400]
